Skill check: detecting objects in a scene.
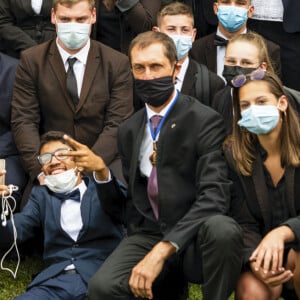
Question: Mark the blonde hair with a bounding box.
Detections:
[227,31,275,74]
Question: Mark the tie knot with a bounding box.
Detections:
[67,57,77,68]
[150,115,163,133]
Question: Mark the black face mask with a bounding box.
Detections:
[222,65,257,86]
[134,76,174,107]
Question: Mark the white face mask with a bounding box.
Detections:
[57,22,90,50]
[44,167,79,193]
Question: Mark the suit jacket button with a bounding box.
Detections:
[160,222,167,231]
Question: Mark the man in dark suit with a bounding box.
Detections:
[0,52,28,208]
[11,0,133,207]
[190,0,281,82]
[150,2,225,108]
[88,31,242,300]
[248,0,300,91]
[0,130,124,299]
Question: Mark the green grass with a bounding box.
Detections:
[0,257,235,300]
[0,257,43,299]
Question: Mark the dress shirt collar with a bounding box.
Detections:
[175,57,189,91]
[56,38,90,66]
[145,89,178,120]
[216,28,247,42]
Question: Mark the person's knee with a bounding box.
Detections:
[88,271,111,299]
[201,215,242,250]
[235,272,276,300]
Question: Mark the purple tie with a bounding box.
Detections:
[147,115,162,219]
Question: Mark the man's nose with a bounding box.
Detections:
[142,68,154,80]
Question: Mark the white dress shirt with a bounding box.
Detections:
[31,0,43,14]
[60,180,87,270]
[56,39,90,98]
[175,57,189,92]
[60,180,87,241]
[139,90,179,178]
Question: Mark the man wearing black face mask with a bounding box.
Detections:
[88,31,243,300]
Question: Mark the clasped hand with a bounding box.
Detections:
[250,227,294,286]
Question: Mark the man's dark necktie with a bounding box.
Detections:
[53,189,81,202]
[147,115,162,220]
[214,35,228,47]
[66,57,79,107]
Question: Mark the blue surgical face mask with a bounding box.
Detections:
[217,5,248,32]
[238,105,280,135]
[169,35,193,60]
[57,22,90,50]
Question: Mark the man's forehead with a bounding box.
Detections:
[131,43,167,61]
[40,141,68,153]
[160,14,194,26]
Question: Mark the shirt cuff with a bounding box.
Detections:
[93,170,112,183]
[169,241,180,252]
[37,172,44,180]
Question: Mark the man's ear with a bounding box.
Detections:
[248,5,254,18]
[51,8,56,25]
[172,63,182,82]
[213,2,218,15]
[152,26,160,32]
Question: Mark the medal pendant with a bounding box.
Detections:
[149,142,157,166]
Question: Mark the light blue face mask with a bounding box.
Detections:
[217,5,248,32]
[57,22,90,50]
[238,105,280,135]
[169,35,193,60]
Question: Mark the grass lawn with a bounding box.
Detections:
[0,257,235,300]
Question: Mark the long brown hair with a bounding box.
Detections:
[224,72,300,175]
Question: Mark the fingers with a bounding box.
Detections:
[63,134,86,150]
[0,185,9,196]
[129,268,153,299]
[266,270,293,286]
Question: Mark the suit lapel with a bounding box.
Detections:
[77,41,99,111]
[77,179,92,240]
[48,41,76,111]
[181,60,197,96]
[41,0,53,14]
[129,112,147,191]
[206,34,217,72]
[51,195,70,239]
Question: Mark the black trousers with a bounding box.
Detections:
[88,215,242,300]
